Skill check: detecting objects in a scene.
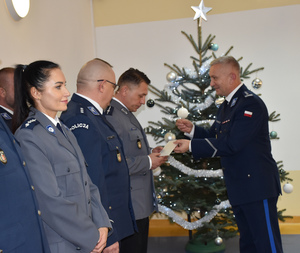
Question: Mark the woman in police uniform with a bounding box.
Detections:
[12,61,111,253]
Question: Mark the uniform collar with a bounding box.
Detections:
[226,82,243,103]
[0,105,13,115]
[42,113,60,126]
[112,97,129,112]
[76,93,103,114]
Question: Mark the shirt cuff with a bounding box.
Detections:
[184,124,195,139]
[148,155,152,170]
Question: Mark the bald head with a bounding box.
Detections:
[77,58,114,89]
[0,67,15,110]
[76,58,116,109]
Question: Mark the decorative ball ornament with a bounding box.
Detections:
[215,97,225,108]
[270,131,277,139]
[283,183,293,194]
[146,99,155,108]
[252,78,263,89]
[177,107,189,118]
[215,198,221,205]
[164,131,176,142]
[166,71,177,83]
[209,43,219,51]
[214,236,223,246]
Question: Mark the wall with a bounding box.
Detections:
[0,0,96,93]
[94,3,300,216]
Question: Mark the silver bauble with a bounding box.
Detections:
[164,132,176,142]
[252,78,263,89]
[166,71,177,83]
[215,97,225,108]
[283,183,293,194]
[215,236,223,246]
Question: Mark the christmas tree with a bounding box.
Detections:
[145,0,293,250]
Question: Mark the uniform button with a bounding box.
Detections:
[38,210,42,216]
[220,131,222,133]
[143,172,146,175]
[23,161,26,166]
[13,139,16,143]
[76,246,81,250]
[85,181,87,186]
[88,199,91,204]
[109,206,112,210]
[248,174,251,177]
[67,168,70,172]
[31,185,35,191]
[0,249,3,253]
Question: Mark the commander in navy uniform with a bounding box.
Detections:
[174,56,283,253]
[0,67,15,130]
[0,112,50,253]
[61,59,137,253]
[106,68,168,253]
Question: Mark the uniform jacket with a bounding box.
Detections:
[60,94,137,246]
[106,98,158,220]
[0,116,50,253]
[14,108,111,253]
[190,84,281,206]
[0,106,12,130]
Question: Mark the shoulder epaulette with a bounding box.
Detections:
[243,91,254,98]
[21,118,40,130]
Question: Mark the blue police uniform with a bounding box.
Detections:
[0,115,50,253]
[0,106,12,130]
[60,94,137,248]
[190,84,283,252]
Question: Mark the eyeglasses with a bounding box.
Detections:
[97,79,119,93]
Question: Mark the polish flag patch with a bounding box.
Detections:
[244,111,253,117]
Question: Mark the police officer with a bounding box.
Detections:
[61,58,137,253]
[174,56,283,253]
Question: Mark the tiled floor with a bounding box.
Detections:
[148,235,300,252]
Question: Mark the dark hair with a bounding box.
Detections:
[118,68,150,88]
[12,60,60,133]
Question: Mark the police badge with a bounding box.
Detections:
[0,148,7,164]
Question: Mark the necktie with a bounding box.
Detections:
[56,123,65,135]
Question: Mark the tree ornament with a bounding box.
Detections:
[252,78,263,89]
[269,131,277,139]
[146,99,155,107]
[283,183,293,194]
[177,107,189,118]
[164,131,176,142]
[191,0,212,22]
[166,71,177,83]
[214,236,223,246]
[209,43,219,51]
[215,198,221,205]
[215,97,225,108]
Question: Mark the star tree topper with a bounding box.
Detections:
[191,0,212,25]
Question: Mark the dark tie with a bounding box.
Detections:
[56,123,65,135]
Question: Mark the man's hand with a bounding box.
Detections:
[176,119,193,133]
[103,242,119,253]
[152,146,163,153]
[149,153,168,170]
[173,139,190,153]
[91,227,108,253]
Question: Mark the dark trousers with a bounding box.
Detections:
[120,217,149,253]
[232,197,283,253]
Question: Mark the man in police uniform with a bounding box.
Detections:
[174,56,283,253]
[0,67,15,130]
[60,59,137,253]
[106,68,168,253]
[0,113,50,252]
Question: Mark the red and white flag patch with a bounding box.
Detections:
[244,110,253,117]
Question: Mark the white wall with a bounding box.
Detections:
[0,0,96,93]
[95,5,300,172]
